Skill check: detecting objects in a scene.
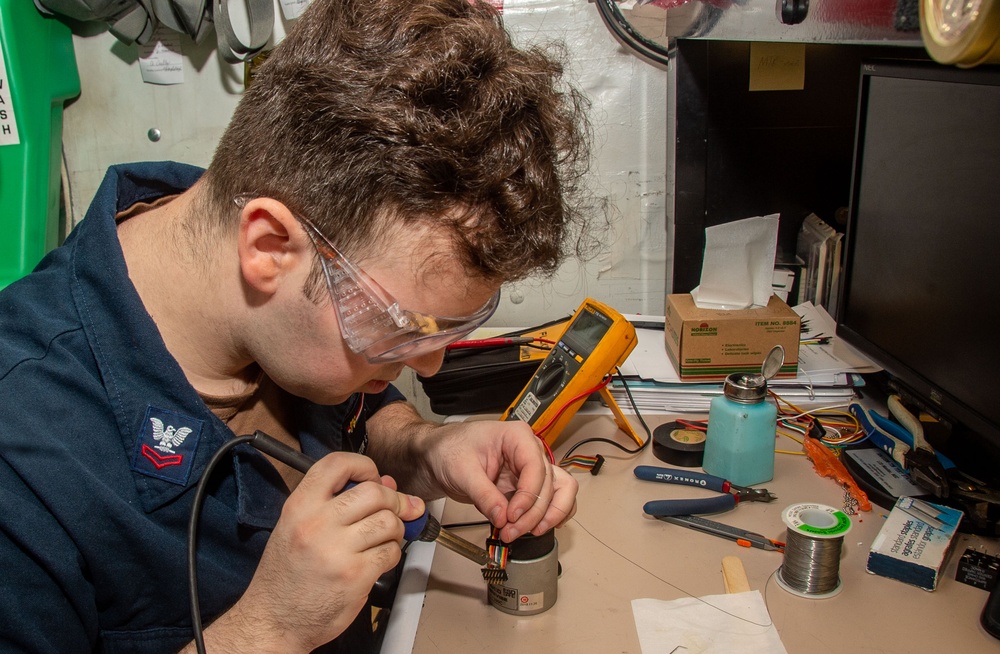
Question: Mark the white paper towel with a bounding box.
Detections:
[690,214,780,310]
[632,591,788,654]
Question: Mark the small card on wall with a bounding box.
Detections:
[749,42,805,92]
[139,26,184,85]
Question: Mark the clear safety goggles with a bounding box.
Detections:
[301,219,500,363]
[233,196,499,363]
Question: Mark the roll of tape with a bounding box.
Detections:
[652,422,706,468]
[920,0,1000,67]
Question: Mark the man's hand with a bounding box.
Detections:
[191,451,425,654]
[367,404,579,543]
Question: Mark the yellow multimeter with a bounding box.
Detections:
[500,298,639,447]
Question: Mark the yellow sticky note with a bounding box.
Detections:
[748,42,805,92]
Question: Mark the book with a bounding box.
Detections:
[795,214,840,309]
[824,231,843,315]
[866,497,964,591]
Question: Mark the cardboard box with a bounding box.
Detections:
[866,497,964,591]
[664,293,800,381]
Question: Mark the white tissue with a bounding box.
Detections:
[632,591,788,654]
[690,214,779,310]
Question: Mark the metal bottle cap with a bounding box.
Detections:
[722,345,785,404]
[723,373,768,404]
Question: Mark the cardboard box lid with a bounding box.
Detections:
[667,293,800,321]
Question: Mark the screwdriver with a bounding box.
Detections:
[247,430,496,567]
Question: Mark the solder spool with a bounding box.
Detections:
[776,503,852,599]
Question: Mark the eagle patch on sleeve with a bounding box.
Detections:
[131,406,204,485]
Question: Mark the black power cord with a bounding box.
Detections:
[560,368,652,462]
[593,0,674,68]
[187,431,421,652]
[186,434,256,654]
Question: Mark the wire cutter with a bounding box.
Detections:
[634,465,777,517]
[854,396,1000,508]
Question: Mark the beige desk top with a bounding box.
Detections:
[410,413,1000,653]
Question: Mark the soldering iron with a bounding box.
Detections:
[245,429,496,563]
[187,429,503,654]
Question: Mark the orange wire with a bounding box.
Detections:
[676,419,707,431]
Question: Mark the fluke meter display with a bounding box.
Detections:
[501,298,637,447]
[561,309,608,353]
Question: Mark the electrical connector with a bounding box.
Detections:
[956,548,1000,590]
[480,567,509,585]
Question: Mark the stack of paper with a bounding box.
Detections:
[610,302,879,414]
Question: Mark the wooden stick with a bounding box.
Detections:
[722,555,751,594]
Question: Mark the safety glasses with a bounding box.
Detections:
[234,196,499,363]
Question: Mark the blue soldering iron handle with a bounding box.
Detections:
[338,482,430,541]
[248,430,430,541]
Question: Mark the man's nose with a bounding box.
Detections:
[404,348,446,377]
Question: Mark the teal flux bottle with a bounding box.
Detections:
[703,373,777,487]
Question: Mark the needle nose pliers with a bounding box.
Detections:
[634,465,777,517]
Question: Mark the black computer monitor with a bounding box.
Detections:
[836,59,1000,481]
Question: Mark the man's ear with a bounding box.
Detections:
[236,198,310,295]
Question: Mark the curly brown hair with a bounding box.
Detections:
[205,0,594,286]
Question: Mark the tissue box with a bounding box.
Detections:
[866,497,964,591]
[664,294,800,381]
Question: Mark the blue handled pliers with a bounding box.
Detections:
[634,465,777,517]
[850,397,954,497]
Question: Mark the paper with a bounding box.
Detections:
[380,499,444,652]
[279,0,311,20]
[691,214,779,310]
[139,26,184,85]
[749,42,806,92]
[0,40,21,146]
[632,591,787,654]
[794,302,881,374]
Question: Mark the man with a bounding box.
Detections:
[0,0,594,651]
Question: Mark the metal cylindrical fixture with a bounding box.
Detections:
[487,530,559,616]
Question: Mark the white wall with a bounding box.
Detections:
[61,0,669,417]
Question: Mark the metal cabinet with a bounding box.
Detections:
[596,0,927,295]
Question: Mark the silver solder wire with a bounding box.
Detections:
[778,528,844,595]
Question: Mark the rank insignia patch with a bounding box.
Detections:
[131,406,204,485]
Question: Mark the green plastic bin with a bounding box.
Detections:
[0,1,80,289]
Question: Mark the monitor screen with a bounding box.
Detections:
[836,60,1000,474]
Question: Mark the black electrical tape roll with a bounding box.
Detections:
[651,422,706,468]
